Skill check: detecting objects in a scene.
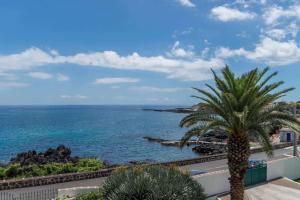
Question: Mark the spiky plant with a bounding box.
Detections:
[180,66,300,200]
[102,165,206,200]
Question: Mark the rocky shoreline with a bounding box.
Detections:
[192,143,227,155]
[9,145,80,166]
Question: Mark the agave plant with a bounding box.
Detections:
[180,66,300,200]
[102,165,206,200]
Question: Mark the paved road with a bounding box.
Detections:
[180,145,299,173]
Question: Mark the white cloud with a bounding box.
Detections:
[0,47,224,81]
[288,22,299,37]
[0,82,29,89]
[236,31,249,38]
[216,37,300,66]
[265,29,287,40]
[215,47,247,59]
[28,72,53,80]
[60,95,87,99]
[169,41,194,58]
[144,97,172,103]
[130,86,183,93]
[56,73,70,81]
[262,23,299,41]
[28,71,70,81]
[0,72,18,80]
[235,0,267,8]
[111,85,120,89]
[211,6,256,22]
[263,5,300,26]
[0,48,57,71]
[201,47,210,58]
[94,77,140,85]
[177,0,195,8]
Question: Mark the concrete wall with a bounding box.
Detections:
[194,156,300,197]
[193,170,230,197]
[267,156,300,181]
[58,186,99,198]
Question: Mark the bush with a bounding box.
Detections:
[1,158,104,179]
[77,158,104,172]
[0,167,5,179]
[102,165,206,200]
[75,191,103,200]
[4,164,22,178]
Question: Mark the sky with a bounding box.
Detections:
[0,0,300,105]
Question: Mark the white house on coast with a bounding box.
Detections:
[271,128,297,144]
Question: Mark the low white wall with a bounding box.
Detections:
[267,156,300,181]
[193,170,230,196]
[194,156,300,197]
[58,186,99,198]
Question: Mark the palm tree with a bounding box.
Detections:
[179,66,300,200]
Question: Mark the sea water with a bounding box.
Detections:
[0,105,199,164]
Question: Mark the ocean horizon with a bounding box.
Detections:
[0,105,199,164]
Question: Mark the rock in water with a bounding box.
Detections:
[192,143,227,155]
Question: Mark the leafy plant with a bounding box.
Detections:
[102,165,206,200]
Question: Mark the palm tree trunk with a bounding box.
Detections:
[227,133,250,200]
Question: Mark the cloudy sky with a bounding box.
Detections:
[0,0,300,105]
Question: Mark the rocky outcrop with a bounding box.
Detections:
[199,130,227,143]
[192,143,227,155]
[10,145,79,166]
[143,136,168,143]
[142,108,193,113]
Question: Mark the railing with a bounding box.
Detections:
[0,188,58,200]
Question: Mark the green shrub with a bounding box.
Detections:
[77,158,104,172]
[0,167,5,179]
[23,165,46,177]
[75,190,103,200]
[102,165,206,200]
[4,164,22,178]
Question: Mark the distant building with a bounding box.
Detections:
[280,128,296,142]
[270,128,297,143]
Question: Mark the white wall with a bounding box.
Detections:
[194,156,300,197]
[193,170,230,196]
[267,156,300,181]
[58,186,99,198]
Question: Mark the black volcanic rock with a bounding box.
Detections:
[192,143,227,155]
[200,130,228,142]
[10,145,79,166]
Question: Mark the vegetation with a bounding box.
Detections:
[180,66,300,200]
[102,165,206,200]
[75,190,104,200]
[0,158,103,179]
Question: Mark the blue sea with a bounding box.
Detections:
[0,105,199,164]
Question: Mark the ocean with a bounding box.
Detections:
[0,105,199,164]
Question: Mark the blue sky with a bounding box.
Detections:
[0,0,300,105]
